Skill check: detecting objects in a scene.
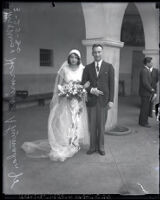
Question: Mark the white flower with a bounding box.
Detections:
[83,89,86,93]
[58,85,64,93]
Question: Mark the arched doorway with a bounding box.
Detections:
[80,2,158,130]
[118,3,146,126]
[119,2,145,98]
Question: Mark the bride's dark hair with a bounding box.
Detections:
[67,53,81,66]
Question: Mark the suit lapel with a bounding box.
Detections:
[91,62,98,79]
[98,61,105,78]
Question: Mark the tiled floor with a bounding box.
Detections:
[3,96,159,194]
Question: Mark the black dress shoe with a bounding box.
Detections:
[140,124,151,128]
[98,150,105,156]
[86,149,96,155]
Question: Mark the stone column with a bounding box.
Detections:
[82,38,124,131]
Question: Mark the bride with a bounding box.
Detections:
[21,49,90,161]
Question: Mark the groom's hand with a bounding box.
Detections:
[151,93,157,102]
[91,88,104,96]
[107,101,114,109]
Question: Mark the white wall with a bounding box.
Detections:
[3,2,86,94]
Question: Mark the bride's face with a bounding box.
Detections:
[69,53,79,66]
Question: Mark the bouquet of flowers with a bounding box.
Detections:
[57,81,87,101]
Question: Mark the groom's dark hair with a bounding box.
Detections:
[92,44,103,50]
[143,57,152,65]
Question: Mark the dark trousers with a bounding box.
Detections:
[149,101,153,117]
[139,96,151,125]
[87,99,108,151]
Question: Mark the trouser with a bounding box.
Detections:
[139,96,150,125]
[149,101,153,117]
[87,100,108,151]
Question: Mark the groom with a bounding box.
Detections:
[82,44,114,156]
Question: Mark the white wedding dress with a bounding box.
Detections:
[21,62,90,161]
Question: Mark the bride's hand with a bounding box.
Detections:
[84,81,90,89]
[57,84,64,92]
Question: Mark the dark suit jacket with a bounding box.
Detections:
[139,67,155,97]
[82,61,114,107]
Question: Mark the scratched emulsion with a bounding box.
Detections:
[3,7,23,191]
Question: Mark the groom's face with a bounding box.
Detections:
[92,46,103,62]
[146,61,153,69]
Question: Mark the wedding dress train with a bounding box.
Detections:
[21,61,90,161]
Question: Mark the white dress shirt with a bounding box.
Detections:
[95,60,103,76]
[145,65,152,72]
[150,67,153,72]
[90,60,103,94]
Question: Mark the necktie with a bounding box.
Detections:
[96,63,99,73]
